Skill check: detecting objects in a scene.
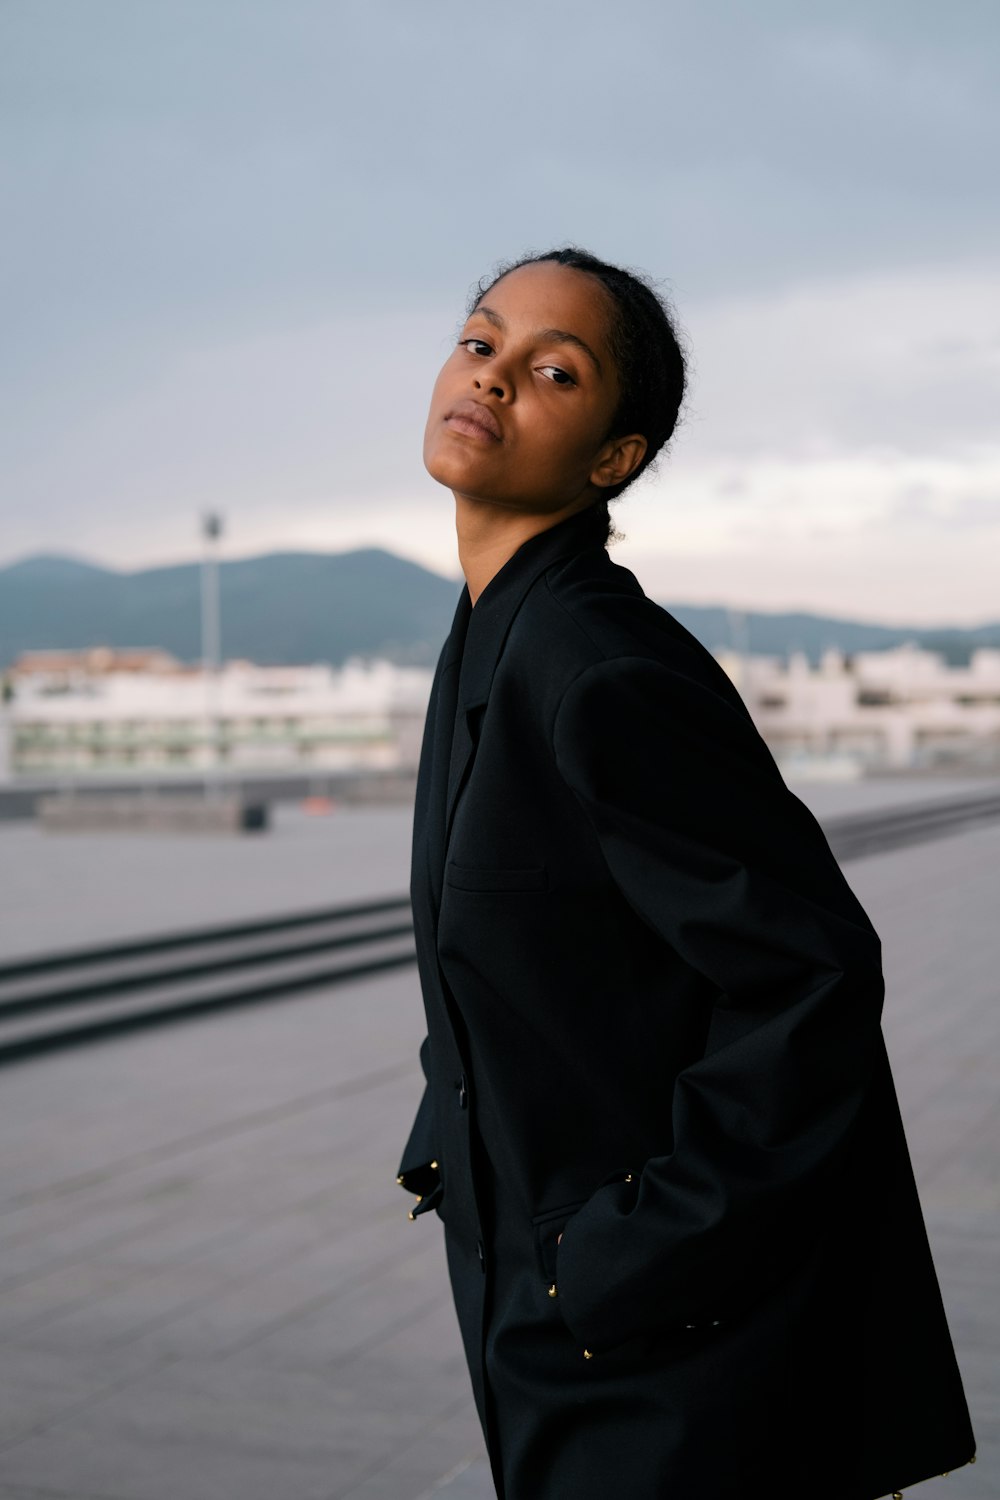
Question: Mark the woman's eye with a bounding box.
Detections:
[458,338,492,357]
[539,365,575,386]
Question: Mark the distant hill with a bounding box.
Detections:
[662,603,1000,667]
[1,548,997,671]
[0,548,464,671]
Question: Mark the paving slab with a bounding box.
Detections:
[0,802,415,963]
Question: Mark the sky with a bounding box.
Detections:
[2,0,998,626]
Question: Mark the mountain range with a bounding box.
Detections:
[1,548,996,672]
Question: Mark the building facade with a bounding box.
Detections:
[2,640,998,782]
[2,648,433,777]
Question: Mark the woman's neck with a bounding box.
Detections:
[454,493,597,606]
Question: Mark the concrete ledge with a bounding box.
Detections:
[36,793,269,834]
[0,768,419,821]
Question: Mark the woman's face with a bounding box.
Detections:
[423,261,645,518]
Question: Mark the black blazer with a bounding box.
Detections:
[396,502,975,1498]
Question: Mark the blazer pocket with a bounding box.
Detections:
[446,860,549,893]
[531,1199,588,1287]
[409,1178,444,1221]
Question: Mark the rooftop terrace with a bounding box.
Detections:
[0,779,996,1498]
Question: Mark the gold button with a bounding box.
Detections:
[941,1472,949,1478]
[396,1174,405,1185]
[583,1348,593,1359]
[625,1173,633,1182]
[430,1160,439,1169]
[407,1210,416,1220]
[892,1492,903,1498]
[548,1283,558,1298]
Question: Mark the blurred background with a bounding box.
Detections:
[0,3,996,1497]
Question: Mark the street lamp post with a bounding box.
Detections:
[727,606,748,694]
[200,510,224,799]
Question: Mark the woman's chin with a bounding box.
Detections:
[423,447,495,495]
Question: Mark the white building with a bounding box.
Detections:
[3,638,998,783]
[718,642,1000,774]
[3,648,434,777]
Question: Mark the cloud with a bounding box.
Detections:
[605,444,1000,625]
[1,0,997,629]
[678,261,1000,461]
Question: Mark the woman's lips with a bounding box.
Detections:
[444,399,502,442]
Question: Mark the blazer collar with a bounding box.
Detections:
[456,500,608,712]
[442,502,608,856]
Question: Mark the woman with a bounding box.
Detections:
[395,247,975,1499]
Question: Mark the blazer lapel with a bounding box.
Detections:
[442,503,609,864]
[414,580,473,928]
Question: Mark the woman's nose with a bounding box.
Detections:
[473,371,507,399]
[472,354,510,401]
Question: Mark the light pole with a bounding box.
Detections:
[727,606,748,694]
[200,510,224,797]
[0,674,13,785]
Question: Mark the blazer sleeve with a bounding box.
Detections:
[551,653,886,1353]
[395,1035,442,1204]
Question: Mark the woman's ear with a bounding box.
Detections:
[590,432,647,491]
